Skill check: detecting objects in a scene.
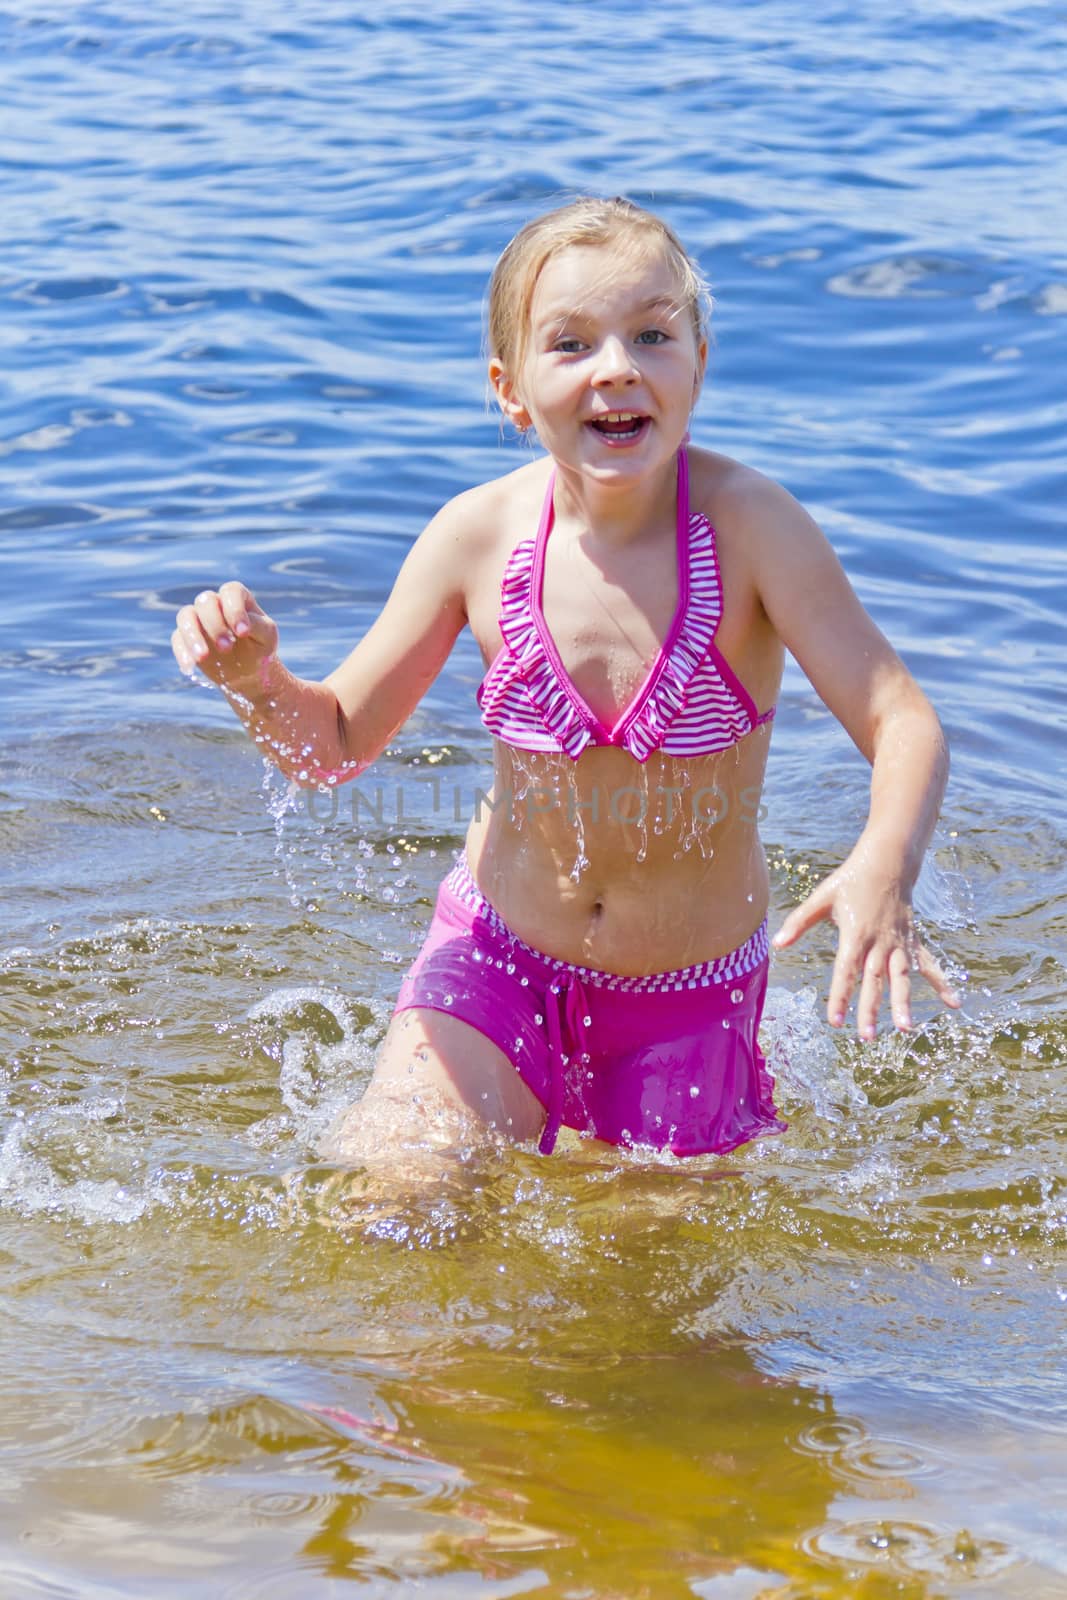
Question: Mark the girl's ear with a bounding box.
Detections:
[489,357,532,432]
[693,337,709,399]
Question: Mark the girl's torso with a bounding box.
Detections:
[461,446,784,975]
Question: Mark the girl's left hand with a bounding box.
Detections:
[771,852,961,1038]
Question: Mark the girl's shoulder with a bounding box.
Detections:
[688,446,793,528]
[425,456,553,558]
[687,446,823,566]
[407,458,553,627]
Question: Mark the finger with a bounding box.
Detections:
[217,581,258,639]
[826,939,863,1029]
[772,879,834,949]
[193,590,235,651]
[219,583,277,647]
[217,582,250,637]
[171,628,197,675]
[175,604,212,662]
[915,943,962,1009]
[887,945,912,1031]
[855,948,887,1041]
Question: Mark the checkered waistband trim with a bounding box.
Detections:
[444,854,768,994]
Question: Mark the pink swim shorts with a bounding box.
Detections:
[394,855,786,1158]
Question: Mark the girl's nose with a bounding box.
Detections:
[592,336,639,385]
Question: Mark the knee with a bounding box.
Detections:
[317,1081,485,1166]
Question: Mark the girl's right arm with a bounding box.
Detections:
[171,496,474,786]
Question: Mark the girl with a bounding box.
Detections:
[172,197,959,1161]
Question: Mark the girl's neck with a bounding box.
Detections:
[549,454,679,547]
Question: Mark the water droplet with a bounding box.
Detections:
[534,1013,543,1025]
[731,987,744,1004]
[689,1085,700,1098]
[583,1015,592,1027]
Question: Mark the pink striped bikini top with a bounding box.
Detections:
[477,451,776,764]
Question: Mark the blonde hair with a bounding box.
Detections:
[487,196,711,377]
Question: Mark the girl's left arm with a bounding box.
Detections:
[739,476,961,1037]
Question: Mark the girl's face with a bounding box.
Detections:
[492,243,707,484]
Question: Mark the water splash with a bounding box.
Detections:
[0,1108,152,1225]
[633,760,651,864]
[566,765,590,881]
[260,760,304,910]
[914,829,975,933]
[761,984,868,1123]
[247,985,379,1151]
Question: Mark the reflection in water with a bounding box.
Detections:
[359,1342,837,1593]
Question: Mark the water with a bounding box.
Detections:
[2,1,1066,1593]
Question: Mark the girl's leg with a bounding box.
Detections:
[319,1006,546,1163]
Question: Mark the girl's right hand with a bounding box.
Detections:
[172,581,279,692]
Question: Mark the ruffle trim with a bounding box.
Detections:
[493,535,594,758]
[627,511,722,760]
[483,513,730,762]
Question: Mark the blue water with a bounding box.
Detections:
[1,3,1066,1595]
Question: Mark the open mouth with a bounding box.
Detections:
[587,411,650,443]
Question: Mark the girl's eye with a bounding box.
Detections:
[553,337,586,353]
[636,328,668,345]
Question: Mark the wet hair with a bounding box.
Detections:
[487,195,711,379]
